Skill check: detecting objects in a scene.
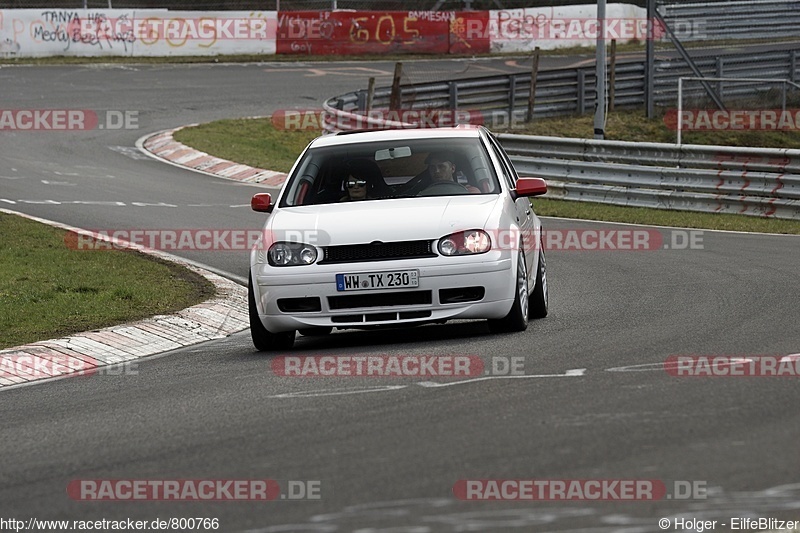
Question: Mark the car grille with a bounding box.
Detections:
[331,311,432,323]
[328,290,432,310]
[320,240,436,264]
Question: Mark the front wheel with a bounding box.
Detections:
[248,274,295,351]
[488,249,529,333]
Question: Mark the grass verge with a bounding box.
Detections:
[173,115,800,235]
[530,198,800,234]
[502,108,800,149]
[174,118,318,172]
[0,213,215,349]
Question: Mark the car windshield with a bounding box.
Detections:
[278,137,500,207]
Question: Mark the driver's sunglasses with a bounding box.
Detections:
[346,179,367,188]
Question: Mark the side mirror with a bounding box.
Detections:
[514,177,547,197]
[251,193,273,213]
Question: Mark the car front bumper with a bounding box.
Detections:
[251,254,516,333]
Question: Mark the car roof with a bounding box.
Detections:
[309,126,486,149]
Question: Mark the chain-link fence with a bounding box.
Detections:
[651,0,800,115]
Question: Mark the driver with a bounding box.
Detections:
[401,151,481,195]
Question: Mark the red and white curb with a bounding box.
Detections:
[137,126,288,189]
[0,209,249,390]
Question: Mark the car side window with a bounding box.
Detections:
[485,134,517,190]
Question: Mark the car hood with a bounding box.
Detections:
[268,196,502,246]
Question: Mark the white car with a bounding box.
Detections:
[248,126,548,351]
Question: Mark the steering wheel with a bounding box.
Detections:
[417,181,471,196]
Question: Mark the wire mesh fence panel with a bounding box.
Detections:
[670,77,800,143]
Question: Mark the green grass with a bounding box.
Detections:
[0,213,215,349]
[173,114,800,235]
[502,108,800,149]
[174,119,319,171]
[531,198,800,234]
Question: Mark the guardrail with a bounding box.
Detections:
[324,45,800,131]
[322,47,800,220]
[499,134,800,220]
[659,0,800,42]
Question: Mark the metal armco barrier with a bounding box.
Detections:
[324,46,800,131]
[322,43,800,219]
[498,134,800,220]
[659,0,800,42]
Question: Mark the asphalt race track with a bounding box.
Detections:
[1,57,799,532]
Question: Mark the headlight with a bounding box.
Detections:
[268,242,318,266]
[438,230,491,256]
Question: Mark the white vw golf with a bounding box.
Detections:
[248,126,548,351]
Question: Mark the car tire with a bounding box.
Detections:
[529,246,548,319]
[488,249,529,333]
[248,274,295,351]
[299,327,333,336]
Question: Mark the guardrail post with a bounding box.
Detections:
[527,47,540,123]
[716,57,724,99]
[645,0,655,118]
[366,77,375,113]
[389,62,403,111]
[609,39,617,112]
[577,70,586,114]
[356,90,367,113]
[782,81,787,112]
[791,51,798,84]
[509,74,517,120]
[594,0,607,139]
[448,81,458,111]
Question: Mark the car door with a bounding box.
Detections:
[484,133,537,275]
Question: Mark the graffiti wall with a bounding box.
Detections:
[0,9,277,57]
[0,4,648,58]
[488,4,647,53]
[275,11,490,55]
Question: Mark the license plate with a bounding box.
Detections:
[336,270,419,291]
